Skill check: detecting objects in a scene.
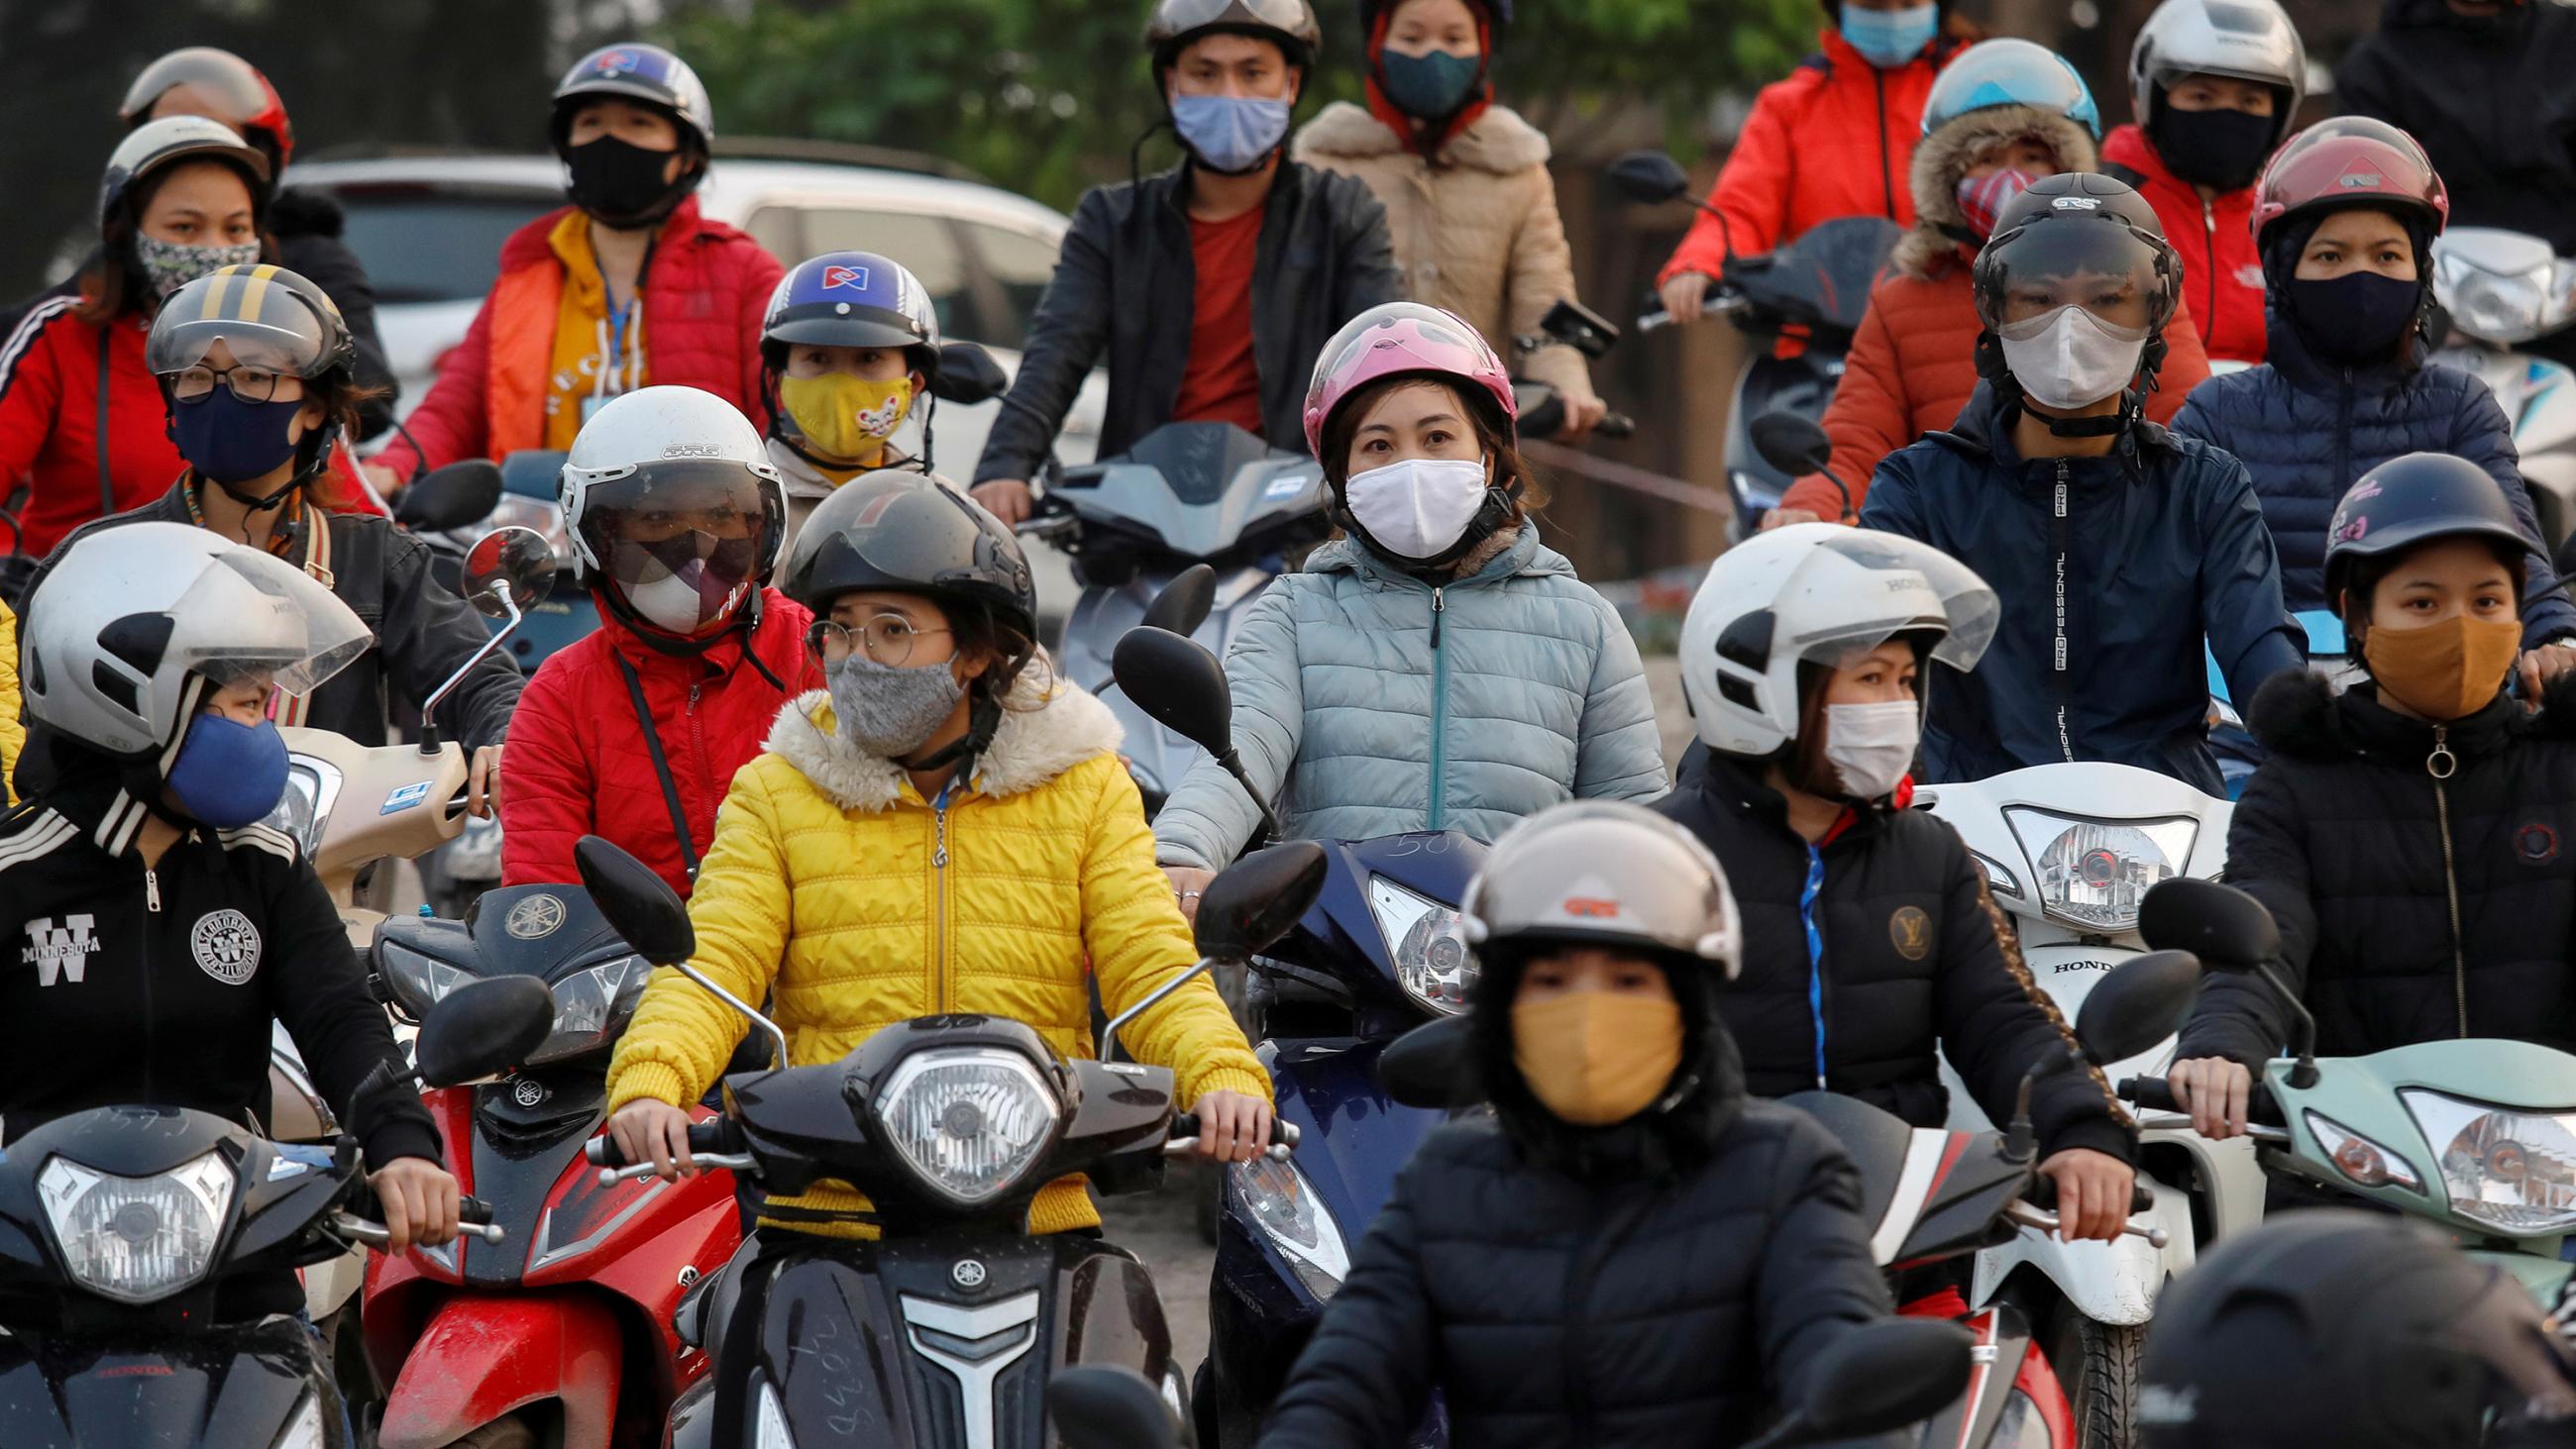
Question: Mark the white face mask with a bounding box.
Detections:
[1342,457,1491,563]
[1821,700,1919,800]
[1996,305,2150,411]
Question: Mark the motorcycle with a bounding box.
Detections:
[2123,878,2576,1309]
[2430,227,2576,554]
[1109,623,1484,1448]
[1609,150,1900,539]
[568,832,1323,1449]
[0,982,523,1447]
[1510,297,1640,444]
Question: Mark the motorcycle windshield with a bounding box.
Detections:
[1726,217,1902,337]
[1051,423,1325,560]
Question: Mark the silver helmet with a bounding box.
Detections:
[2129,0,2307,152]
[1461,801,1743,979]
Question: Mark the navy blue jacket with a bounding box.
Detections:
[2169,312,2576,642]
[1859,385,2306,793]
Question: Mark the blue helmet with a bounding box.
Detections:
[1920,38,2100,140]
[760,251,941,375]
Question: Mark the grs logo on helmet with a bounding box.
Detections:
[2051,196,2101,211]
[659,443,721,458]
[592,50,640,77]
[821,263,869,291]
[2337,172,2383,188]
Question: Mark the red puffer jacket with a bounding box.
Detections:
[2099,125,2267,366]
[500,590,822,897]
[373,197,783,476]
[0,304,178,559]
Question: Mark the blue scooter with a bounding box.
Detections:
[1111,625,1485,1449]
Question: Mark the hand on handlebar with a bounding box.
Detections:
[1189,1089,1275,1165]
[367,1156,462,1250]
[2036,1148,2136,1243]
[972,478,1035,526]
[607,1098,700,1181]
[2169,1057,2254,1141]
[1658,272,1714,327]
[1554,392,1611,446]
[467,745,501,820]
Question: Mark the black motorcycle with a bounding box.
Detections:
[569,833,1323,1449]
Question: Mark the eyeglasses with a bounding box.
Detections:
[169,362,292,404]
[807,613,950,668]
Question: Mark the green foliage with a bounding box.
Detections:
[663,0,1816,209]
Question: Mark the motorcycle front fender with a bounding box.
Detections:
[0,1315,330,1448]
[376,1291,622,1449]
[1968,1168,2195,1327]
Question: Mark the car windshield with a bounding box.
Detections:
[328,186,559,305]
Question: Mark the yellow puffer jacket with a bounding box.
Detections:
[0,603,21,805]
[604,671,1269,1238]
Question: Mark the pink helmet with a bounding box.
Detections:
[1302,302,1516,458]
[2251,115,2449,253]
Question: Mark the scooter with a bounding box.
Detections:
[0,983,521,1447]
[2431,227,2576,552]
[1609,150,1900,539]
[1510,297,1639,444]
[357,880,741,1449]
[1108,623,1484,1448]
[570,833,1323,1449]
[2124,878,2576,1308]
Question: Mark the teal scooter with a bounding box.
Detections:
[2119,878,2576,1305]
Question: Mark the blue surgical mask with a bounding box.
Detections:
[171,387,306,487]
[166,710,290,829]
[1841,2,1939,68]
[1380,49,1482,120]
[1170,94,1293,174]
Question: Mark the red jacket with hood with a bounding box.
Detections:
[2100,124,2267,366]
[500,588,824,898]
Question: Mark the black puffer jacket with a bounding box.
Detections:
[1655,754,2135,1163]
[2177,671,2576,1069]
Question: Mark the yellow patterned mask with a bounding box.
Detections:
[780,372,914,466]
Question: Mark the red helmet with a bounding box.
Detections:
[120,48,293,171]
[2251,116,2448,254]
[1302,302,1516,457]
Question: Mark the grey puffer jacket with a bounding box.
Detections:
[1151,530,1665,870]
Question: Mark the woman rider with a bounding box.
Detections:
[1658,524,2139,1240]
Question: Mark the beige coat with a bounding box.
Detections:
[1293,101,1594,404]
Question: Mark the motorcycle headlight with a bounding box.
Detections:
[448,495,574,571]
[2402,1089,2576,1234]
[2002,810,2198,933]
[2441,262,2552,346]
[1368,877,1475,1016]
[522,955,651,1068]
[259,757,340,862]
[1232,1154,1349,1302]
[37,1150,235,1303]
[272,1393,327,1449]
[872,1047,1062,1206]
[376,940,470,1021]
[2306,1110,2422,1192]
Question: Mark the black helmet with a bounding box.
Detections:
[1971,172,2181,417]
[2139,1210,2576,1449]
[1147,0,1323,69]
[784,473,1037,642]
[2323,452,2535,613]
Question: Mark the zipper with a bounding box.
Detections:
[1873,70,1896,220]
[2426,726,2468,1036]
[931,781,953,1013]
[140,861,160,1102]
[2049,461,2075,762]
[144,869,161,913]
[1427,587,1449,831]
[2335,371,2355,537]
[1800,845,1829,1088]
[2200,196,2219,347]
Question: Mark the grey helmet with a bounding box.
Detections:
[1145,0,1323,68]
[2129,0,2307,153]
[1461,801,1743,978]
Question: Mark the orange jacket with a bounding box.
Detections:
[1776,260,2214,520]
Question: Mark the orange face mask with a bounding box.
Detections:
[1510,990,1683,1127]
[2362,614,2522,722]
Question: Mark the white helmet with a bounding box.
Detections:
[560,386,787,640]
[21,522,369,759]
[2129,0,2307,153]
[1679,525,1998,757]
[1463,801,1743,980]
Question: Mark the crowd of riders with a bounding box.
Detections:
[6,0,2576,1444]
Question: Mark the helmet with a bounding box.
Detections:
[2140,1210,2576,1449]
[1146,0,1324,69]
[1357,0,1508,36]
[99,116,269,230]
[147,263,356,383]
[551,43,716,155]
[761,252,941,372]
[781,471,1038,642]
[1460,801,1742,977]
[560,387,788,642]
[2128,0,2306,153]
[20,521,368,760]
[120,48,294,170]
[2251,115,2448,254]
[2321,452,2535,611]
[1679,523,1998,757]
[1302,301,1515,457]
[1920,38,2101,141]
[1973,172,2182,337]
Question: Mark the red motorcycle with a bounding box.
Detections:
[358,881,744,1449]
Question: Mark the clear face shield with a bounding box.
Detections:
[580,460,780,637]
[1786,531,2001,673]
[165,546,371,702]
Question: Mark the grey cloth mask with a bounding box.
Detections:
[825,654,967,761]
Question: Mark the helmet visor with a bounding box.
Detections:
[1794,531,2000,671]
[1981,219,2168,333]
[147,267,336,378]
[167,547,371,696]
[580,460,779,632]
[122,50,275,127]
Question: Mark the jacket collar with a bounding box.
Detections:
[1692,748,1898,848]
[1296,99,1552,174]
[499,195,712,272]
[763,662,1124,812]
[1303,525,1563,591]
[1927,381,2171,482]
[2250,667,2576,766]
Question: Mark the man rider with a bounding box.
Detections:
[969,0,1401,524]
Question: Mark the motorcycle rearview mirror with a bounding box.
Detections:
[415,976,555,1088]
[1113,626,1283,845]
[1378,1013,1481,1110]
[1140,563,1217,638]
[2072,949,2203,1068]
[418,524,555,754]
[1196,841,1329,963]
[392,460,503,533]
[1607,149,1693,206]
[1536,298,1621,361]
[1747,1318,1976,1449]
[930,341,1010,405]
[574,833,792,1069]
[2140,879,2317,1086]
[1046,1366,1182,1449]
[1749,411,1854,521]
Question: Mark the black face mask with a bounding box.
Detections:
[566,136,687,228]
[2287,270,2424,363]
[2148,103,2278,192]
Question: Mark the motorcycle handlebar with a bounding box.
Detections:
[332,1190,503,1248]
[1163,1113,1299,1161]
[2117,1076,2286,1127]
[585,1119,744,1169]
[2023,1172,2155,1217]
[1594,412,1637,440]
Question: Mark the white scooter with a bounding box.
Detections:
[2430,227,2576,550]
[1920,764,2263,1448]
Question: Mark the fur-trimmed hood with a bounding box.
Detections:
[762,660,1125,811]
[1293,99,1552,174]
[2246,667,2576,765]
[1891,104,2098,279]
